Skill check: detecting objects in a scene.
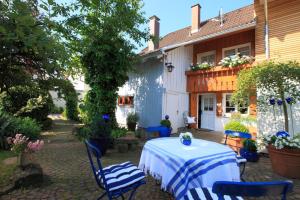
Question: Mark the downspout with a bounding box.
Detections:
[264,0,270,60]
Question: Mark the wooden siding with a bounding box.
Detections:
[193,29,255,64]
[162,46,193,131]
[255,0,300,62]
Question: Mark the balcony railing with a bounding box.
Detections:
[186,64,251,93]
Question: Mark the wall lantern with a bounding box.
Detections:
[165,62,175,72]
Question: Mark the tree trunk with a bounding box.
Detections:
[280,92,289,132]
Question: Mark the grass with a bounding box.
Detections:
[0,150,17,187]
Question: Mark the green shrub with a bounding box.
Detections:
[126,112,139,124]
[51,105,64,114]
[75,126,91,141]
[112,128,127,139]
[0,112,18,150]
[224,121,249,133]
[15,117,41,139]
[243,139,257,152]
[160,119,171,128]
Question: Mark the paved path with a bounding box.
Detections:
[1,120,299,200]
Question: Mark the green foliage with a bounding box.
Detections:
[15,117,41,140]
[224,121,249,133]
[51,106,64,114]
[126,112,139,124]
[243,139,257,152]
[0,112,41,150]
[75,126,92,141]
[190,63,212,71]
[90,115,112,139]
[160,119,171,128]
[112,128,128,139]
[233,61,300,132]
[0,112,17,150]
[60,0,148,128]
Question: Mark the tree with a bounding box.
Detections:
[63,0,148,126]
[0,0,79,121]
[232,61,300,132]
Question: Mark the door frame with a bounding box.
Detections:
[197,93,216,130]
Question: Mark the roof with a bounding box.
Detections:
[140,4,255,55]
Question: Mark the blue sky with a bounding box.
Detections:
[138,0,253,51]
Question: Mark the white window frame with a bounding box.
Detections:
[222,93,249,117]
[197,50,216,65]
[222,43,251,58]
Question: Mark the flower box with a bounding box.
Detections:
[267,145,300,179]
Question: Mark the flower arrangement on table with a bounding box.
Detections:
[190,62,213,71]
[219,53,253,68]
[7,134,44,168]
[179,132,193,146]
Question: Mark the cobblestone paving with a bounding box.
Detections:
[1,120,299,200]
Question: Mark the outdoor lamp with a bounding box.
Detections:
[165,62,175,72]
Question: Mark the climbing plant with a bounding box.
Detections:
[232,61,300,132]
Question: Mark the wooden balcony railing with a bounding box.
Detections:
[186,64,251,93]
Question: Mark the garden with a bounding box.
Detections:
[1,0,300,199]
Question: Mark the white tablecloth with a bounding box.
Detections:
[138,137,240,200]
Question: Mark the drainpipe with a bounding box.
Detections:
[264,0,270,60]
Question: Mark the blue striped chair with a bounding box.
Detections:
[85,140,146,200]
[184,181,293,200]
[224,130,251,180]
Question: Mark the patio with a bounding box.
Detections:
[1,119,299,200]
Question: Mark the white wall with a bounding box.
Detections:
[162,46,193,132]
[258,103,300,137]
[116,58,164,128]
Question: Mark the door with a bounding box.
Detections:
[165,93,179,133]
[200,94,215,130]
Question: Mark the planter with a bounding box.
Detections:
[18,152,26,169]
[159,126,171,137]
[89,137,111,155]
[225,137,243,152]
[267,145,300,179]
[127,122,137,131]
[239,148,259,162]
[181,139,192,146]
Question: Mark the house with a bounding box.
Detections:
[117,0,300,134]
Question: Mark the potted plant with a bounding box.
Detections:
[160,115,172,137]
[126,112,139,131]
[179,132,193,146]
[240,139,259,162]
[224,121,250,152]
[260,132,300,178]
[89,114,112,155]
[7,134,44,169]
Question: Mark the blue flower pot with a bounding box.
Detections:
[159,126,171,137]
[181,139,192,146]
[240,148,259,162]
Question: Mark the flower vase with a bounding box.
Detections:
[18,152,26,169]
[181,139,192,146]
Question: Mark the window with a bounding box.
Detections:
[223,93,249,116]
[118,96,134,107]
[223,43,251,58]
[203,96,214,111]
[197,51,216,66]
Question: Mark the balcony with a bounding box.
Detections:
[186,64,251,93]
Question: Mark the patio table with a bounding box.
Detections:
[138,137,240,200]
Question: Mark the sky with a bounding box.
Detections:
[138,0,253,51]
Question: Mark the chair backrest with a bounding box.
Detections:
[212,181,293,200]
[183,111,189,124]
[85,140,109,191]
[224,130,252,145]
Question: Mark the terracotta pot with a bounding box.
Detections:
[225,137,243,152]
[267,145,300,179]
